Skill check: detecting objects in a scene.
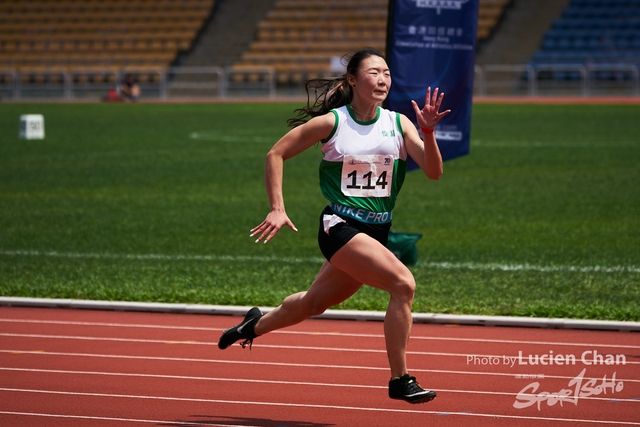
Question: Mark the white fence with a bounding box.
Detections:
[474,64,640,97]
[1,64,638,100]
[0,66,276,100]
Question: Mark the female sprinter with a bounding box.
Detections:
[218,48,450,404]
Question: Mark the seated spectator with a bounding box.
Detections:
[120,74,141,101]
[103,87,123,102]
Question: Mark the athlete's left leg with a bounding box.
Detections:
[328,233,416,379]
[254,260,362,335]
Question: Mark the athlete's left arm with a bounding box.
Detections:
[402,87,450,180]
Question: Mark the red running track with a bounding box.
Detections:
[0,306,638,426]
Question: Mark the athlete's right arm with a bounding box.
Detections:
[250,113,336,244]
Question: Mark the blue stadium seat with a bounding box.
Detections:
[530,0,640,80]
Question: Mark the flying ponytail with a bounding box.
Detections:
[287,48,385,128]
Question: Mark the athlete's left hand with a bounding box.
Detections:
[411,87,451,131]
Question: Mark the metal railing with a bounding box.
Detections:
[161,66,224,98]
[0,66,277,100]
[1,64,638,100]
[474,63,640,97]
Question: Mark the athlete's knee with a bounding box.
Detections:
[390,273,416,303]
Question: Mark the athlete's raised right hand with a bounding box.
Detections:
[250,210,298,244]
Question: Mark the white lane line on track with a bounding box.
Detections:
[0,318,217,330]
[0,388,639,425]
[2,317,639,350]
[2,249,639,274]
[2,333,639,366]
[2,367,639,404]
[1,350,639,384]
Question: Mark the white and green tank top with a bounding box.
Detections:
[319,104,407,215]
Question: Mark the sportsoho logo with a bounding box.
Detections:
[414,0,471,14]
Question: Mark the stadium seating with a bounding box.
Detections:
[477,0,512,41]
[0,0,215,83]
[530,0,640,79]
[0,0,514,89]
[233,0,512,85]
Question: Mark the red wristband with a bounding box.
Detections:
[421,127,434,134]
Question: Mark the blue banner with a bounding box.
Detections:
[386,0,479,162]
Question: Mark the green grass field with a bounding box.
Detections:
[1,101,638,321]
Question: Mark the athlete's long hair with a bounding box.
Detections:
[287,48,386,128]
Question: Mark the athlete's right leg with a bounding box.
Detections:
[253,260,362,336]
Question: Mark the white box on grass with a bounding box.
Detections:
[19,114,45,139]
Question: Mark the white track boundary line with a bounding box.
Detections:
[2,333,639,366]
[2,297,639,331]
[2,350,639,384]
[2,249,640,274]
[0,250,324,264]
[0,388,638,425]
[2,317,639,349]
[2,367,638,403]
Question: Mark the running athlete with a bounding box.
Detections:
[218,48,450,404]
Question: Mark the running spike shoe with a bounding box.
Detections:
[388,374,437,404]
[217,307,263,350]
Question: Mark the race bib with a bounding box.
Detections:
[341,154,394,197]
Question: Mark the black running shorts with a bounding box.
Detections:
[317,205,392,262]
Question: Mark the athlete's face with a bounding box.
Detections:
[349,55,391,104]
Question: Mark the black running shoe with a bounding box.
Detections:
[217,307,263,350]
[389,374,437,404]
